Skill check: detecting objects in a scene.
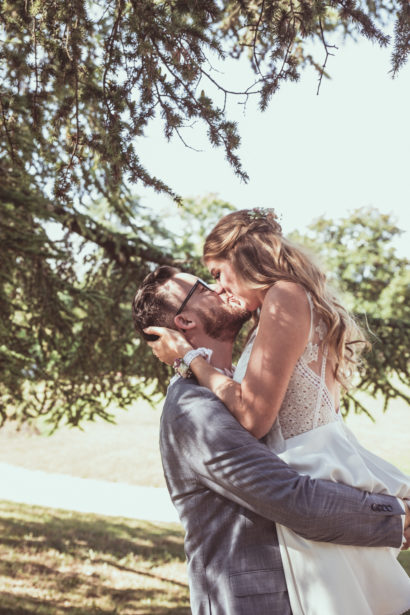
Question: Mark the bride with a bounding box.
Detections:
[145,208,410,615]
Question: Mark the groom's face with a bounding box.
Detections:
[164,273,250,341]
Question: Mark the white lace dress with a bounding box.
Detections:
[234,293,410,615]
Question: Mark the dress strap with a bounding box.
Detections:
[305,292,314,341]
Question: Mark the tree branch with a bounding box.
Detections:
[317,19,338,95]
[0,186,175,268]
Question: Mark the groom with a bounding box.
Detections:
[132,266,408,615]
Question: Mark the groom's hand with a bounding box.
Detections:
[144,326,193,365]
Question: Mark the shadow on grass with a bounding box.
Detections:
[0,500,190,615]
[94,557,190,588]
[1,501,409,615]
[0,593,191,615]
[0,500,185,562]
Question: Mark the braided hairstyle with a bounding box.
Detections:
[203,208,368,388]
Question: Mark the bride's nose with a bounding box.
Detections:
[208,282,223,293]
[212,282,224,294]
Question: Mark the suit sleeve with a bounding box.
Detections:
[168,384,404,548]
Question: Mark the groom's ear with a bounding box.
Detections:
[174,314,196,333]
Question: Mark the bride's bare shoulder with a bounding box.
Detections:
[263,281,310,316]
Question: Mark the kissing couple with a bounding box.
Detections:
[132,208,410,615]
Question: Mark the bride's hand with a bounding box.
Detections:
[144,326,193,365]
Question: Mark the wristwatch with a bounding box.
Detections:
[172,347,213,378]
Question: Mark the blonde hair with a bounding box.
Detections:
[203,208,368,389]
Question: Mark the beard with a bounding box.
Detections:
[196,302,251,342]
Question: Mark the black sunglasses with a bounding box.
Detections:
[175,278,213,315]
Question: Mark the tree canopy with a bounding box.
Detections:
[0,1,409,428]
[1,0,409,203]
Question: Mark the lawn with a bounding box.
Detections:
[0,394,408,613]
[0,500,190,615]
[0,500,409,615]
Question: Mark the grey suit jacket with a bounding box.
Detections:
[160,378,404,615]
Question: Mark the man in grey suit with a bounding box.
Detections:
[132,266,409,615]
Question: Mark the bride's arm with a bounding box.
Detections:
[147,282,310,439]
[193,282,310,437]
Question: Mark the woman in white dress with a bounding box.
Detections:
[146,208,410,615]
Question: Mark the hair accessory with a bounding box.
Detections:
[247,207,282,233]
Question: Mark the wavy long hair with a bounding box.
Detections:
[203,209,368,389]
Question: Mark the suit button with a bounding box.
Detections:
[387,505,393,511]
[371,503,379,511]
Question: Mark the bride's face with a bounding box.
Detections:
[205,258,262,312]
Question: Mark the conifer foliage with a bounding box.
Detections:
[1,1,408,204]
[0,1,408,428]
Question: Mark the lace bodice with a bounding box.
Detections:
[234,292,338,440]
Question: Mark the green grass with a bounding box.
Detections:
[0,400,167,488]
[0,500,190,615]
[401,550,410,575]
[0,500,409,615]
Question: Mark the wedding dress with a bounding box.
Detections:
[233,292,410,615]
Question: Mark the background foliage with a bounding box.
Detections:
[1,1,409,428]
[1,190,409,429]
[290,208,409,417]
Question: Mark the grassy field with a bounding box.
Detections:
[0,394,408,613]
[0,500,408,615]
[0,500,190,615]
[0,400,166,487]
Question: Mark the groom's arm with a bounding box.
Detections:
[166,382,405,548]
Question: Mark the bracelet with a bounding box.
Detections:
[172,358,193,379]
[183,347,213,367]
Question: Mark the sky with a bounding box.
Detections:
[135,34,410,256]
